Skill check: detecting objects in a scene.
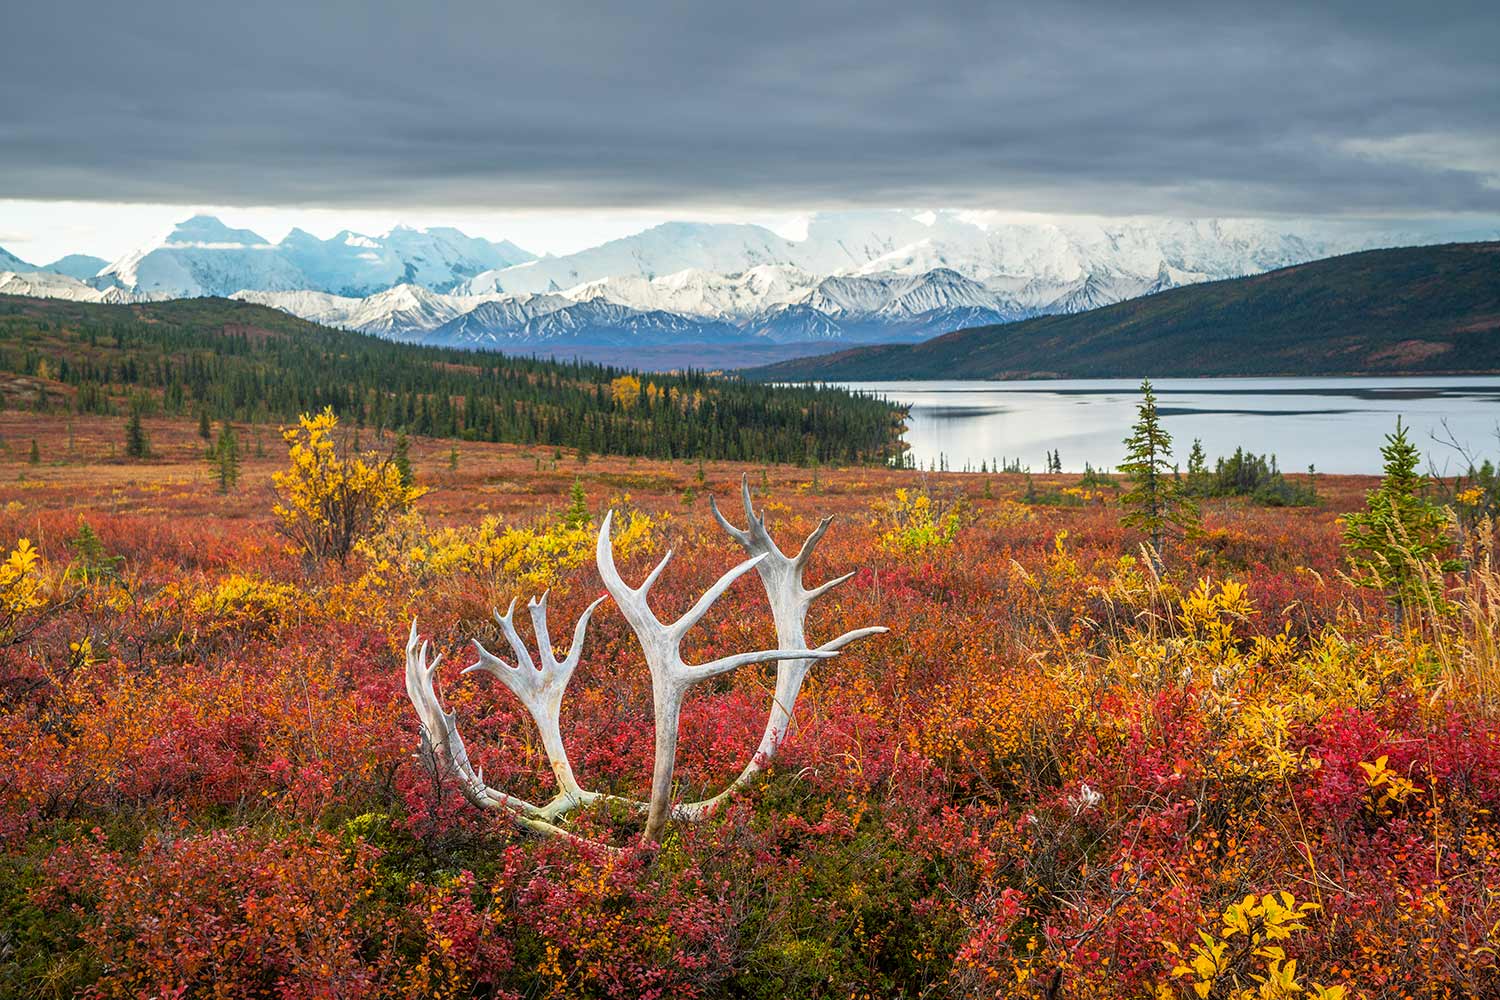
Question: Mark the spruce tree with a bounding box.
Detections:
[392,432,413,487]
[28,439,40,465]
[198,409,212,440]
[563,479,590,529]
[1342,417,1457,619]
[125,406,150,459]
[1118,378,1198,563]
[212,423,240,494]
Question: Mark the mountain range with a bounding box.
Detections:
[3,211,1496,365]
[746,242,1500,380]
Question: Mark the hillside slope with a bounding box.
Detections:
[0,295,903,465]
[746,242,1500,380]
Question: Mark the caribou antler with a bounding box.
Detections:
[404,620,577,838]
[596,509,841,842]
[702,475,887,815]
[401,489,887,846]
[466,593,606,817]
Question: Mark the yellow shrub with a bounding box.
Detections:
[873,488,962,554]
[0,539,47,642]
[355,503,663,598]
[271,408,427,564]
[191,573,302,635]
[1178,579,1255,667]
[1164,892,1344,999]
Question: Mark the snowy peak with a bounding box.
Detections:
[0,269,156,304]
[0,246,36,272]
[559,265,819,318]
[165,215,273,248]
[461,221,803,296]
[275,222,535,296]
[43,254,109,280]
[93,215,536,299]
[343,283,469,335]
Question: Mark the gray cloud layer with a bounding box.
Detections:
[4,1,1498,217]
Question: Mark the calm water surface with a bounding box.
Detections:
[833,377,1500,475]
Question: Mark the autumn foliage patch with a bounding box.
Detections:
[0,417,1498,998]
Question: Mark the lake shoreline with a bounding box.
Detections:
[830,376,1500,475]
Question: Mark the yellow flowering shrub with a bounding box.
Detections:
[1178,579,1255,668]
[272,408,427,564]
[1358,754,1421,817]
[1216,699,1317,783]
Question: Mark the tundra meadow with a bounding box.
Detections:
[1,403,1497,1000]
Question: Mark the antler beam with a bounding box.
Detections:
[698,475,887,816]
[596,510,841,842]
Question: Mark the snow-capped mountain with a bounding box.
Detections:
[235,284,468,336]
[233,267,1025,346]
[421,293,571,340]
[460,222,804,296]
[280,226,533,296]
[41,254,109,280]
[230,289,365,327]
[434,299,746,348]
[6,210,1496,356]
[98,216,308,297]
[560,265,819,318]
[89,216,536,299]
[0,247,35,273]
[0,270,157,304]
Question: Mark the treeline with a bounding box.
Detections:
[0,297,906,465]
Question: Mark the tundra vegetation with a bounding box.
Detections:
[0,399,1497,999]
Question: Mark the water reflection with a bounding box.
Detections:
[832,377,1500,474]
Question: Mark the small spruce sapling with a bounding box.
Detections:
[1341,417,1460,621]
[1118,378,1199,565]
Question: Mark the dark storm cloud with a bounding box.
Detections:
[3,0,1497,216]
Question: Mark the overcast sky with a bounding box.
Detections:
[3,0,1497,262]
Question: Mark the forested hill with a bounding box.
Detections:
[746,241,1500,381]
[0,295,905,465]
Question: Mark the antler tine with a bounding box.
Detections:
[597,509,669,629]
[687,644,838,684]
[595,510,633,600]
[804,569,857,604]
[638,548,675,600]
[403,619,548,820]
[815,625,888,654]
[561,595,608,671]
[708,493,751,547]
[793,515,835,572]
[494,598,538,672]
[527,591,556,671]
[740,473,780,551]
[465,637,523,688]
[670,551,767,640]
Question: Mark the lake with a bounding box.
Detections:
[832,377,1500,475]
